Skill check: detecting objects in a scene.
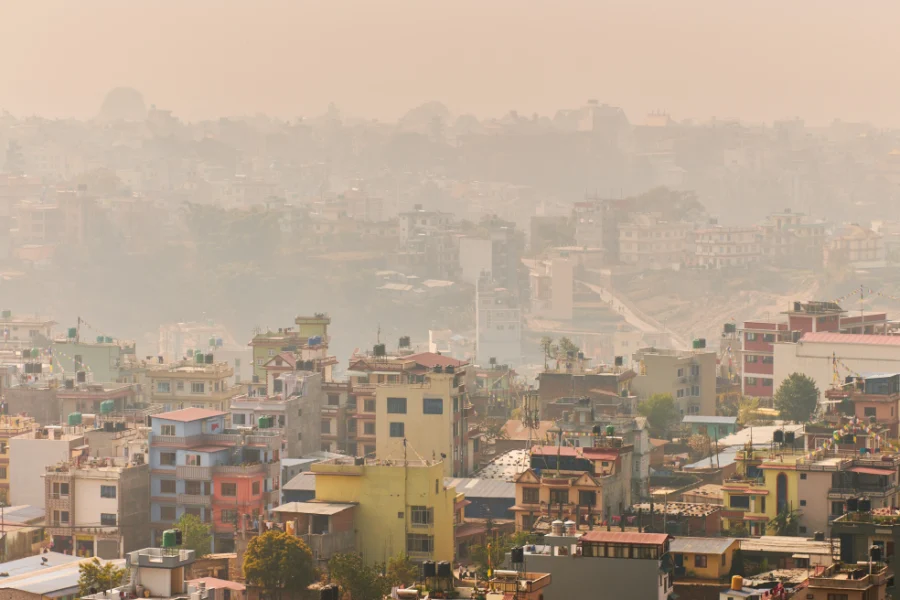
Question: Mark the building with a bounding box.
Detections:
[148,408,282,552]
[759,208,826,268]
[0,505,47,562]
[512,440,634,531]
[520,529,673,600]
[0,415,36,502]
[630,502,723,537]
[0,552,125,600]
[4,383,60,425]
[775,333,900,400]
[529,256,574,321]
[693,226,762,269]
[618,213,692,270]
[0,311,55,350]
[147,359,240,414]
[458,216,522,293]
[9,425,86,508]
[52,336,137,385]
[475,272,522,367]
[81,547,198,600]
[808,562,889,600]
[831,509,900,566]
[56,383,137,420]
[248,314,333,383]
[632,347,717,416]
[44,455,150,558]
[670,537,739,582]
[825,374,900,437]
[158,321,251,385]
[304,457,462,565]
[682,416,738,439]
[319,381,353,454]
[572,200,608,251]
[824,224,886,270]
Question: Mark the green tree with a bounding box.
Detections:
[385,554,419,588]
[737,397,760,426]
[78,558,125,596]
[244,530,316,600]
[637,393,681,438]
[329,553,389,600]
[767,508,801,536]
[774,373,819,423]
[175,513,212,558]
[558,337,579,357]
[539,337,554,368]
[729,549,746,577]
[469,531,536,576]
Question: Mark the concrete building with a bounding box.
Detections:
[44,455,150,558]
[9,425,86,508]
[670,537,739,583]
[831,510,900,566]
[158,321,252,385]
[529,256,574,321]
[57,383,137,420]
[307,456,462,565]
[519,530,673,600]
[248,314,334,384]
[693,225,762,269]
[52,336,137,385]
[0,552,126,600]
[824,224,886,270]
[0,415,36,502]
[632,347,717,416]
[760,208,826,268]
[147,359,240,414]
[475,272,522,366]
[808,562,889,600]
[4,383,60,426]
[148,408,282,552]
[0,311,55,349]
[458,217,521,293]
[618,213,691,270]
[81,547,198,600]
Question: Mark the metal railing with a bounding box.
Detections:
[177,493,212,506]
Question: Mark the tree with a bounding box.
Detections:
[767,508,801,536]
[729,549,746,577]
[540,337,554,368]
[774,373,819,423]
[481,418,509,444]
[78,558,125,596]
[687,434,710,460]
[244,530,316,600]
[638,393,681,439]
[175,513,212,558]
[558,337,579,357]
[385,554,419,588]
[737,397,760,426]
[470,531,536,576]
[329,552,389,600]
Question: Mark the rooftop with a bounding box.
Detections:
[154,407,226,422]
[580,531,671,545]
[0,553,124,596]
[631,502,722,518]
[798,332,900,346]
[739,536,838,557]
[272,501,355,516]
[670,537,737,555]
[444,477,516,498]
[682,415,737,425]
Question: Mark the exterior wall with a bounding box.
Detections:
[774,340,900,397]
[311,461,456,566]
[675,543,737,580]
[459,237,492,285]
[10,436,82,508]
[523,552,670,600]
[52,341,123,384]
[632,351,716,416]
[797,470,832,536]
[5,386,59,425]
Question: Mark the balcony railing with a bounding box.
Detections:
[177,494,212,506]
[176,466,212,480]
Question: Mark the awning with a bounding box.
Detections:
[850,466,894,476]
[792,553,810,559]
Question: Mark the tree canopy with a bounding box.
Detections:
[244,530,316,599]
[469,531,536,577]
[175,513,212,558]
[328,552,390,600]
[78,558,125,596]
[637,393,681,438]
[774,373,819,422]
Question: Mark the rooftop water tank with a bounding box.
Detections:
[68,412,82,426]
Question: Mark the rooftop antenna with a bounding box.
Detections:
[377,324,381,345]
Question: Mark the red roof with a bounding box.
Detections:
[264,352,297,369]
[188,578,246,592]
[404,352,468,369]
[580,531,670,545]
[532,445,579,457]
[800,332,900,346]
[850,466,895,476]
[155,407,226,422]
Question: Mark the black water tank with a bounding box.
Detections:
[814,531,825,542]
[847,497,859,512]
[437,561,452,578]
[614,356,623,366]
[859,498,872,512]
[871,545,883,562]
[773,430,784,444]
[784,431,795,444]
[422,561,436,577]
[511,546,525,564]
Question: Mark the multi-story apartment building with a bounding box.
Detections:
[824,224,886,269]
[229,368,324,458]
[9,425,86,508]
[617,213,692,270]
[759,208,826,268]
[458,216,522,293]
[825,374,900,437]
[248,314,334,383]
[476,272,522,367]
[693,225,762,269]
[157,321,252,385]
[57,382,137,419]
[529,256,574,321]
[147,359,240,414]
[44,454,150,558]
[631,347,717,416]
[512,439,634,531]
[148,408,282,552]
[0,415,36,502]
[0,310,55,350]
[346,352,475,476]
[52,335,139,385]
[319,381,353,454]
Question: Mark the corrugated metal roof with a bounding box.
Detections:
[850,466,894,476]
[272,502,355,515]
[0,555,125,595]
[283,472,317,491]
[444,477,515,499]
[682,416,737,425]
[580,531,670,545]
[670,537,737,555]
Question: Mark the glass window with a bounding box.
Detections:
[221,509,238,524]
[252,481,260,495]
[406,534,434,553]
[729,495,750,509]
[321,420,331,434]
[364,422,375,435]
[160,452,176,466]
[864,406,877,417]
[186,454,201,466]
[233,413,246,425]
[157,382,170,393]
[549,489,568,505]
[390,422,405,437]
[695,554,707,568]
[100,485,116,498]
[410,506,433,525]
[327,394,340,406]
[185,481,201,495]
[522,487,539,504]
[221,483,237,497]
[101,513,117,526]
[160,506,176,521]
[387,398,407,414]
[160,480,176,494]
[578,490,597,506]
[364,400,376,413]
[160,425,176,436]
[191,382,205,393]
[423,398,443,415]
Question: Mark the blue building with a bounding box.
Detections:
[682,415,738,439]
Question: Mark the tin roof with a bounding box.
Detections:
[682,416,737,425]
[272,502,355,516]
[580,531,671,545]
[444,477,515,499]
[670,537,737,555]
[154,407,226,422]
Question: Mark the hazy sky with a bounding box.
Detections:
[1,0,896,125]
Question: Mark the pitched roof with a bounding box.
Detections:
[580,531,671,545]
[154,407,226,422]
[799,332,900,346]
[188,578,246,592]
[404,352,468,369]
[264,352,297,369]
[283,472,317,491]
[670,537,737,555]
[682,416,737,425]
[444,477,516,499]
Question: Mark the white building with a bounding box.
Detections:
[774,332,900,395]
[618,214,692,270]
[10,426,86,508]
[693,225,762,269]
[475,273,522,366]
[529,256,574,320]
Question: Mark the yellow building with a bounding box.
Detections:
[147,360,239,413]
[248,315,333,383]
[722,447,803,536]
[670,537,739,581]
[311,457,462,565]
[0,415,36,502]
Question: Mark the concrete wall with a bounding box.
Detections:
[774,340,900,396]
[632,351,716,417]
[522,553,669,600]
[459,237,492,285]
[798,470,833,536]
[10,437,80,507]
[74,477,119,527]
[53,341,122,384]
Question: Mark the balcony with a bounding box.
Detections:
[176,466,212,480]
[177,494,212,506]
[828,484,896,499]
[299,531,356,561]
[126,548,195,569]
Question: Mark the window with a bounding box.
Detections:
[746,333,757,341]
[101,513,117,526]
[832,501,845,515]
[157,382,171,393]
[221,510,238,524]
[406,534,434,554]
[800,473,807,480]
[746,377,758,386]
[864,406,877,417]
[100,485,116,499]
[268,349,276,357]
[762,356,774,364]
[327,394,340,406]
[729,495,750,509]
[54,510,70,524]
[186,454,201,466]
[53,482,70,497]
[578,490,597,506]
[364,400,376,413]
[185,481,202,495]
[160,480,176,494]
[221,483,237,497]
[160,452,176,466]
[364,422,375,435]
[522,487,540,504]
[191,382,205,393]
[694,554,707,568]
[410,506,433,526]
[347,420,357,433]
[387,397,407,414]
[677,368,684,377]
[691,386,700,396]
[745,355,758,363]
[0,467,6,480]
[176,381,185,391]
[762,378,773,387]
[252,481,260,495]
[160,424,176,436]
[423,398,443,415]
[549,489,568,506]
[160,506,176,521]
[390,422,405,437]
[257,358,264,366]
[800,500,807,507]
[233,413,246,425]
[321,420,331,434]
[763,334,775,343]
